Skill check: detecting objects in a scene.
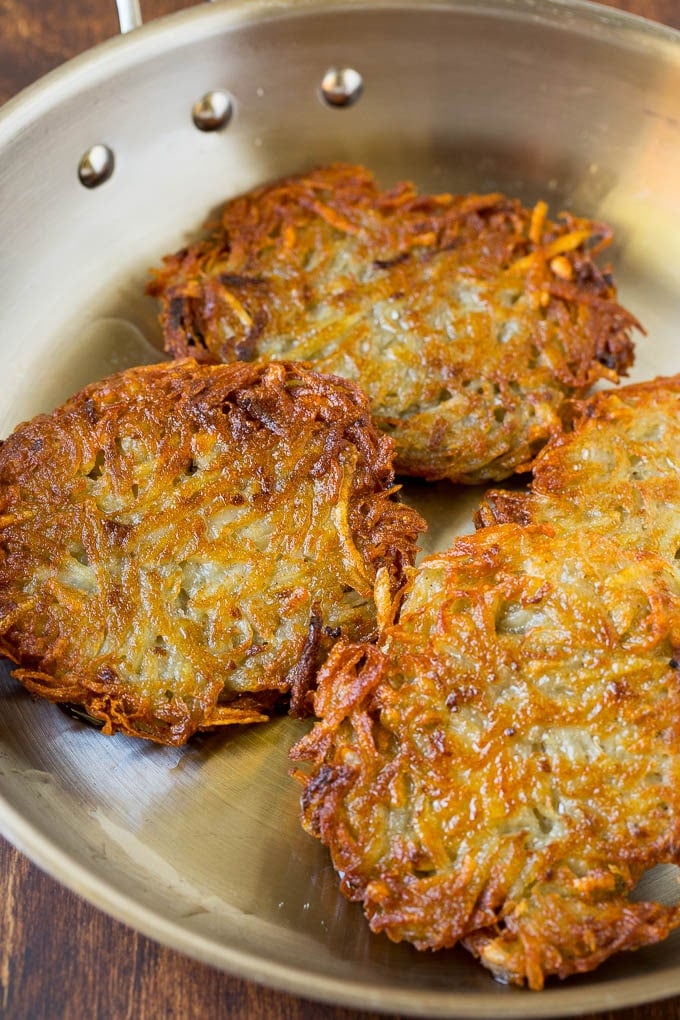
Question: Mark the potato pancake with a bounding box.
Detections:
[0,359,424,746]
[148,163,638,483]
[291,376,680,988]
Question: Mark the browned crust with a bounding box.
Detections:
[291,375,680,988]
[0,358,425,745]
[477,374,680,537]
[148,163,640,483]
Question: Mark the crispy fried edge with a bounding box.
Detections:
[290,376,680,986]
[147,164,640,483]
[0,359,425,745]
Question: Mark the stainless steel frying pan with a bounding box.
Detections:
[1,1,679,1015]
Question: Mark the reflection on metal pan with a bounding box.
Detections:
[0,1,679,1014]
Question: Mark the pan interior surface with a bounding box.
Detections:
[0,1,679,1014]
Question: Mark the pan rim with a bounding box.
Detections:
[1,0,680,1015]
[1,0,679,147]
[4,784,680,1019]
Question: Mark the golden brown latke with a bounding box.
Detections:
[148,163,639,483]
[291,376,680,988]
[0,359,424,746]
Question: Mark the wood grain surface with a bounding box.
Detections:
[0,1,679,1018]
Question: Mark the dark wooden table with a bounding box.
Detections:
[1,1,679,1017]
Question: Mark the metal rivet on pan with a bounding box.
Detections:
[192,91,233,131]
[78,144,115,188]
[320,67,363,108]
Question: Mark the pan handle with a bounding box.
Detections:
[115,0,215,33]
[115,0,142,32]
